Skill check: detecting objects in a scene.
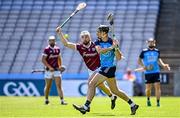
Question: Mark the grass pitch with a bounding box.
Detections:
[0,96,180,118]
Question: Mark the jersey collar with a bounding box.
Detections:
[83,41,92,48]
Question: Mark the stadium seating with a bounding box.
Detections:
[0,0,160,74]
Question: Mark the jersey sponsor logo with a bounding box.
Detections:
[3,82,40,96]
[49,54,59,58]
[81,47,86,50]
[144,52,158,62]
[147,56,156,62]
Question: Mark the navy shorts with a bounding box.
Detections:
[98,66,116,78]
[145,73,160,84]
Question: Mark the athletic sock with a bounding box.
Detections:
[61,99,64,103]
[157,99,160,103]
[84,100,91,110]
[147,97,150,101]
[128,99,135,107]
[60,97,64,103]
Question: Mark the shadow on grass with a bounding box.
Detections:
[92,113,116,117]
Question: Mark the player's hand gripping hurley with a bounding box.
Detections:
[60,2,86,28]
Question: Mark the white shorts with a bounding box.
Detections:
[88,68,100,77]
[88,68,108,86]
[44,71,61,79]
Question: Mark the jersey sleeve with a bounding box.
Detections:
[58,48,61,55]
[139,51,144,59]
[76,43,81,51]
[42,48,48,56]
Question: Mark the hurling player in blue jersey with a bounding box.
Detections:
[138,38,170,107]
[73,25,139,115]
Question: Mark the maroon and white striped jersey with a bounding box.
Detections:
[43,45,60,69]
[76,42,100,71]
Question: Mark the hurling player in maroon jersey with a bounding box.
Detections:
[42,36,67,105]
[56,27,117,110]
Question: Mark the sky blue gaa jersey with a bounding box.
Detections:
[94,38,116,67]
[139,48,160,74]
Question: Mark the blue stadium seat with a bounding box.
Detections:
[0,0,160,74]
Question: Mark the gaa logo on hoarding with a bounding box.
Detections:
[3,82,40,96]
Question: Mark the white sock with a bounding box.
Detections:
[61,99,64,103]
[130,102,135,107]
[83,105,88,110]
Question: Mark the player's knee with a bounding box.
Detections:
[44,86,50,92]
[89,81,96,88]
[146,88,151,93]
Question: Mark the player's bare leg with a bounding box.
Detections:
[98,83,112,97]
[88,73,110,96]
[106,78,129,101]
[44,79,53,104]
[97,83,117,109]
[145,84,152,106]
[88,73,107,100]
[73,73,106,114]
[106,78,139,115]
[88,72,117,109]
[154,82,161,106]
[87,72,96,84]
[54,77,67,105]
[88,73,111,95]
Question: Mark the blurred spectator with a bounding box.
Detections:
[123,69,136,82]
[123,69,144,96]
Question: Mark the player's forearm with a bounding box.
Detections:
[57,31,76,50]
[114,48,122,60]
[84,53,97,57]
[99,46,114,54]
[158,58,166,67]
[138,58,145,67]
[57,31,69,46]
[58,56,62,67]
[42,59,52,69]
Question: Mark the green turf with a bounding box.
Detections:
[0,96,180,118]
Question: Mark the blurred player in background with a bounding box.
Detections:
[72,25,139,115]
[56,27,117,110]
[42,36,67,105]
[138,38,170,107]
